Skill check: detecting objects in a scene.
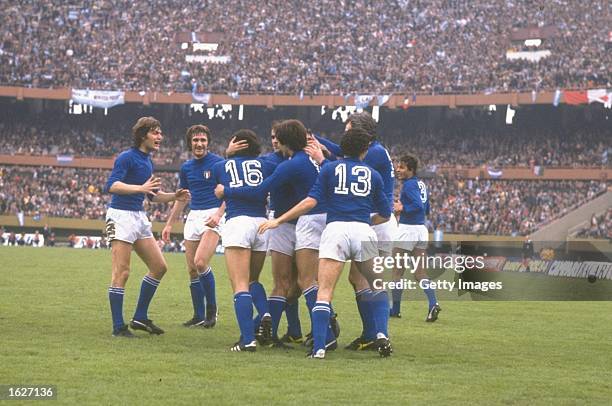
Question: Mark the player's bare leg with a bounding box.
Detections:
[111,240,132,288]
[109,240,134,337]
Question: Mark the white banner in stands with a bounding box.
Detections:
[71,89,125,109]
[547,261,612,280]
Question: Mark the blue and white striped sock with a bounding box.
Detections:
[312,301,331,352]
[199,267,216,308]
[190,277,205,320]
[133,275,160,321]
[268,296,287,338]
[109,286,125,331]
[234,292,254,344]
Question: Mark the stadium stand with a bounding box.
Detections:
[0,165,607,236]
[0,0,609,94]
[0,107,609,168]
[574,208,611,239]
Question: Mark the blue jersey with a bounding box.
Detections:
[105,147,153,211]
[179,153,224,210]
[315,137,395,205]
[399,176,430,225]
[225,151,326,221]
[261,151,285,211]
[212,156,276,220]
[308,157,391,224]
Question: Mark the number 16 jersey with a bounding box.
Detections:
[213,156,276,220]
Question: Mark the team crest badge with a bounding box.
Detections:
[203,170,212,179]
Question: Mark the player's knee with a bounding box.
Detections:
[414,268,426,281]
[187,268,198,279]
[152,262,168,279]
[112,266,130,285]
[194,258,209,272]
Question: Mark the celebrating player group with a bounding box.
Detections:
[104,112,439,359]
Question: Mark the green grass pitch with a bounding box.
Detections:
[1,247,611,405]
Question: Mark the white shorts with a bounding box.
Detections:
[222,216,268,251]
[105,207,153,244]
[371,215,399,255]
[184,208,224,241]
[319,221,378,262]
[296,213,327,251]
[268,223,296,256]
[395,224,429,251]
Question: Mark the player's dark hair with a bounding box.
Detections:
[340,128,371,158]
[275,119,308,151]
[185,125,211,150]
[132,116,161,147]
[271,120,282,133]
[230,129,261,157]
[400,153,419,173]
[347,111,377,141]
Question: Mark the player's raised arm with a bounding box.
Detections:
[150,188,191,204]
[108,174,162,195]
[314,134,342,157]
[225,136,249,157]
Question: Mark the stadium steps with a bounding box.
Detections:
[530,189,611,248]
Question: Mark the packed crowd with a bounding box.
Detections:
[0,119,236,165]
[0,0,609,94]
[0,165,179,222]
[1,119,609,168]
[575,208,611,239]
[427,178,608,235]
[0,165,608,236]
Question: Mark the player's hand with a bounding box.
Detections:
[141,175,162,195]
[226,136,248,156]
[214,184,225,199]
[174,188,191,202]
[305,139,325,164]
[393,200,403,214]
[258,219,280,234]
[205,213,221,228]
[161,225,172,243]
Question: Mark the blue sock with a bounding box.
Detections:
[371,290,390,337]
[109,287,125,331]
[253,314,261,332]
[421,279,438,309]
[356,289,376,341]
[190,278,205,320]
[249,281,269,318]
[285,298,302,337]
[133,275,160,321]
[303,285,318,327]
[268,296,287,338]
[312,301,331,352]
[199,267,216,308]
[234,292,254,344]
[390,287,403,315]
[303,286,334,343]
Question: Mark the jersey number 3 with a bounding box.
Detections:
[334,164,371,197]
[225,160,263,187]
